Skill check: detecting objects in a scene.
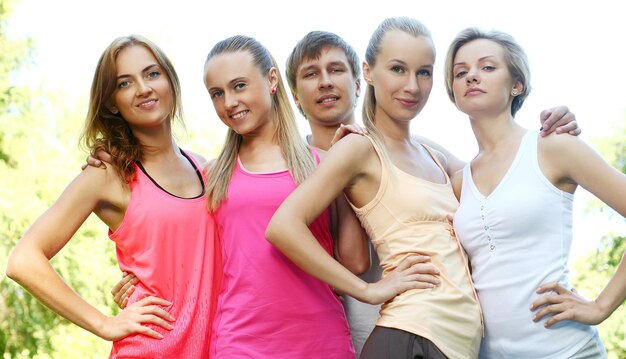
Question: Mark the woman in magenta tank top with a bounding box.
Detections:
[6,35,221,358]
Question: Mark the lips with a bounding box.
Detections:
[397,98,418,107]
[137,99,158,109]
[465,87,485,96]
[317,94,339,104]
[230,110,249,119]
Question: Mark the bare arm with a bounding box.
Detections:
[332,193,370,275]
[266,135,439,304]
[6,167,173,340]
[531,135,626,326]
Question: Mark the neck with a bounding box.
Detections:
[307,114,356,151]
[375,111,412,145]
[131,123,179,162]
[469,111,525,153]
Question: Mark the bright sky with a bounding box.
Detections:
[7,0,626,261]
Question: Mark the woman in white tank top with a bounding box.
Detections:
[445,27,624,358]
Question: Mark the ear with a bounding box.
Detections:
[109,105,119,114]
[362,61,373,86]
[355,78,362,98]
[512,79,524,96]
[268,67,279,92]
[293,93,301,108]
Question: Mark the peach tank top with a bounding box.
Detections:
[349,136,482,359]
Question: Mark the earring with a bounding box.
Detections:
[110,107,119,114]
[271,88,276,94]
[511,89,519,96]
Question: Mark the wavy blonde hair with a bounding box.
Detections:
[204,35,315,211]
[80,34,184,183]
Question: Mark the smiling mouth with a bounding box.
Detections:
[230,110,249,119]
[318,96,339,104]
[138,99,157,108]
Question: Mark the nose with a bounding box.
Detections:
[136,79,153,97]
[319,71,334,89]
[405,75,419,93]
[466,68,479,84]
[224,91,238,109]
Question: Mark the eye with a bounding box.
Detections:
[417,69,432,77]
[391,65,405,74]
[304,71,316,78]
[147,71,160,78]
[117,80,130,89]
[454,70,467,79]
[234,82,246,90]
[331,67,345,73]
[210,90,223,99]
[482,65,496,72]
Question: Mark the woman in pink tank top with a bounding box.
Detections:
[6,35,221,358]
[200,35,370,358]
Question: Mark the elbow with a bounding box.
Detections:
[351,261,370,276]
[6,247,27,283]
[340,256,370,276]
[265,218,281,246]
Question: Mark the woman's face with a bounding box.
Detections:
[364,30,435,125]
[112,45,173,129]
[451,39,519,118]
[203,50,277,137]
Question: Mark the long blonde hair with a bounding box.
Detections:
[204,35,315,211]
[80,35,184,183]
[362,17,434,164]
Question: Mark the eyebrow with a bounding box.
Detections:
[117,64,160,80]
[454,55,497,67]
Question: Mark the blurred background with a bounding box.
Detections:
[1,0,625,357]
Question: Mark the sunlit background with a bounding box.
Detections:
[2,0,625,356]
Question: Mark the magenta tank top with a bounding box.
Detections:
[211,150,354,358]
[109,150,221,358]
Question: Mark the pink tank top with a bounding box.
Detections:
[109,150,221,358]
[211,150,354,358]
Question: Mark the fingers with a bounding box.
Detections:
[139,311,175,330]
[330,124,368,146]
[112,273,139,309]
[135,325,165,339]
[86,155,103,168]
[539,106,566,135]
[114,285,135,309]
[536,281,569,295]
[395,255,431,270]
[555,119,579,135]
[135,295,173,309]
[404,273,440,288]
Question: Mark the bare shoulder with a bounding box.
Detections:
[321,133,378,175]
[331,133,376,156]
[538,130,588,158]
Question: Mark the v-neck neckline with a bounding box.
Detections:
[468,130,529,200]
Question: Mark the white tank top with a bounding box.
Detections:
[454,130,596,358]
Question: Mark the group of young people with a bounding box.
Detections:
[6,15,625,359]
